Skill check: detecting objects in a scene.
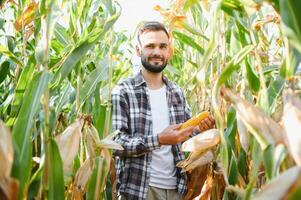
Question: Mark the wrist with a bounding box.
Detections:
[158,133,165,145]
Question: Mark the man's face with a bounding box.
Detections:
[137,30,170,73]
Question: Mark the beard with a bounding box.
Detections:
[141,53,167,73]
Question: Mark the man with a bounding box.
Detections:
[112,21,215,200]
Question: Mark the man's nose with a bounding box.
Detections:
[152,47,162,55]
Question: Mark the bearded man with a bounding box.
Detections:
[112,21,215,200]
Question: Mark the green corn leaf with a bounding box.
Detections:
[262,145,274,180]
[0,45,23,67]
[273,144,287,176]
[245,60,260,92]
[11,71,49,199]
[267,76,284,113]
[226,107,237,150]
[93,95,109,139]
[80,57,109,104]
[87,157,107,200]
[267,0,280,12]
[0,61,10,84]
[228,153,238,185]
[48,138,65,200]
[237,149,248,180]
[54,23,69,46]
[286,46,301,77]
[218,45,254,86]
[51,11,120,86]
[221,0,244,16]
[27,163,43,200]
[280,0,301,54]
[10,55,36,117]
[173,31,204,55]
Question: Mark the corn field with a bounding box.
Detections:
[0,0,301,199]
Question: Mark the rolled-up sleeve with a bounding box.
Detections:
[111,85,160,157]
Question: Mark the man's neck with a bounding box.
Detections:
[141,67,164,90]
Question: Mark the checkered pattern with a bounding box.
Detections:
[112,71,192,200]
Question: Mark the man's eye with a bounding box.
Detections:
[146,44,155,48]
[160,45,167,49]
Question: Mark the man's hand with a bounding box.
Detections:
[158,124,195,145]
[198,115,215,132]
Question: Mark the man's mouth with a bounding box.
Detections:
[149,57,163,62]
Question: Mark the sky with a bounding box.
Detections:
[115,0,169,36]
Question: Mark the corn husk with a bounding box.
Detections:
[73,158,93,196]
[252,166,301,200]
[177,142,213,171]
[85,126,96,159]
[97,130,124,150]
[182,129,220,152]
[178,150,214,172]
[100,148,111,178]
[0,120,18,200]
[282,89,301,166]
[0,120,13,179]
[221,88,284,148]
[87,125,101,144]
[55,118,84,173]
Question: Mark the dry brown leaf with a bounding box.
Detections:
[221,88,284,148]
[184,164,210,200]
[0,120,13,179]
[14,2,38,31]
[85,127,95,159]
[0,177,19,200]
[237,114,249,152]
[87,125,101,144]
[100,148,111,179]
[252,166,301,200]
[226,185,245,198]
[196,175,213,200]
[73,158,93,195]
[153,4,186,31]
[110,158,118,200]
[282,89,301,166]
[182,129,220,152]
[55,118,84,174]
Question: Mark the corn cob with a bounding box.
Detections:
[179,111,210,130]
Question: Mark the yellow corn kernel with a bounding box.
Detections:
[179,111,210,130]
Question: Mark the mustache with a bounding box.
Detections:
[149,55,164,60]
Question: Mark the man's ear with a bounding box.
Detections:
[168,39,174,59]
[168,45,174,59]
[136,45,141,57]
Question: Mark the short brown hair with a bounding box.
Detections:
[137,21,169,44]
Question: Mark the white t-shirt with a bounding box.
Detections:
[147,85,177,189]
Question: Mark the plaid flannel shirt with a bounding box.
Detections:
[111,71,192,200]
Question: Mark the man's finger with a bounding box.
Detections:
[179,126,194,136]
[207,116,216,128]
[170,123,183,129]
[204,118,213,127]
